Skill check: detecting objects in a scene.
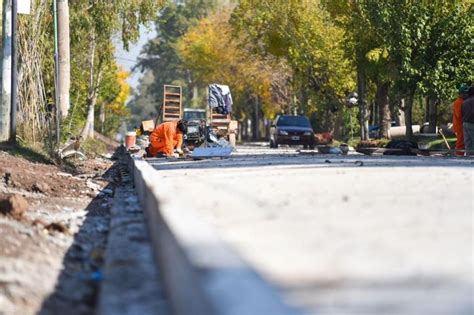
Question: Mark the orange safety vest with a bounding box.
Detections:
[148,121,183,157]
[452,96,464,135]
[452,96,465,155]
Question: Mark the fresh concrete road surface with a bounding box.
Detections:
[149,145,473,315]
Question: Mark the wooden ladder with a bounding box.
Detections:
[162,85,182,122]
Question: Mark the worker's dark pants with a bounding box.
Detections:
[463,122,474,156]
[145,146,165,158]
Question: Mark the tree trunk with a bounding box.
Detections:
[405,89,416,140]
[81,31,97,139]
[243,119,248,140]
[333,107,344,140]
[192,85,198,106]
[58,0,70,118]
[82,97,96,139]
[377,82,391,138]
[99,102,105,134]
[424,96,429,123]
[428,97,437,133]
[357,69,369,140]
[253,97,259,141]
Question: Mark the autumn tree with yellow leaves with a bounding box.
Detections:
[177,10,292,130]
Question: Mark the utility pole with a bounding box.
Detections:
[53,0,60,143]
[57,0,70,118]
[10,0,17,143]
[0,0,12,142]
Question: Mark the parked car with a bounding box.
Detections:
[270,115,315,149]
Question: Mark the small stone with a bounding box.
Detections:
[45,222,68,234]
[4,172,17,187]
[0,194,28,218]
[32,219,47,226]
[101,188,114,196]
[86,180,101,191]
[32,182,50,193]
[4,172,12,185]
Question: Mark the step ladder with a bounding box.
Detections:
[162,85,182,122]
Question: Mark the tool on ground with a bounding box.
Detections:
[438,129,451,150]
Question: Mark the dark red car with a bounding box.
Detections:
[270,115,315,149]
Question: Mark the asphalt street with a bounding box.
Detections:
[149,145,473,315]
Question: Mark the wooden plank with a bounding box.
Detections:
[210,119,230,123]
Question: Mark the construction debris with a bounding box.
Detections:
[191,147,234,159]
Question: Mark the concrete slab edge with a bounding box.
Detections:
[131,157,302,315]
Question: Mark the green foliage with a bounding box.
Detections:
[231,0,355,135]
[80,138,108,157]
[360,1,474,99]
[15,0,164,153]
[176,9,291,121]
[0,142,53,164]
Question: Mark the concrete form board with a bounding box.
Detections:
[132,158,299,315]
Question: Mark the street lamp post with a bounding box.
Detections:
[346,92,358,141]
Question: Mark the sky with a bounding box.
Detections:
[114,24,156,91]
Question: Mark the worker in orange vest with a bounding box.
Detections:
[146,120,187,157]
[452,84,469,156]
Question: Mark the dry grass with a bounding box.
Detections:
[17,0,53,148]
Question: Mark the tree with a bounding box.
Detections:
[360,0,474,139]
[58,0,71,119]
[97,69,131,136]
[68,0,165,139]
[176,9,290,130]
[323,0,394,139]
[136,0,217,112]
[231,0,355,134]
